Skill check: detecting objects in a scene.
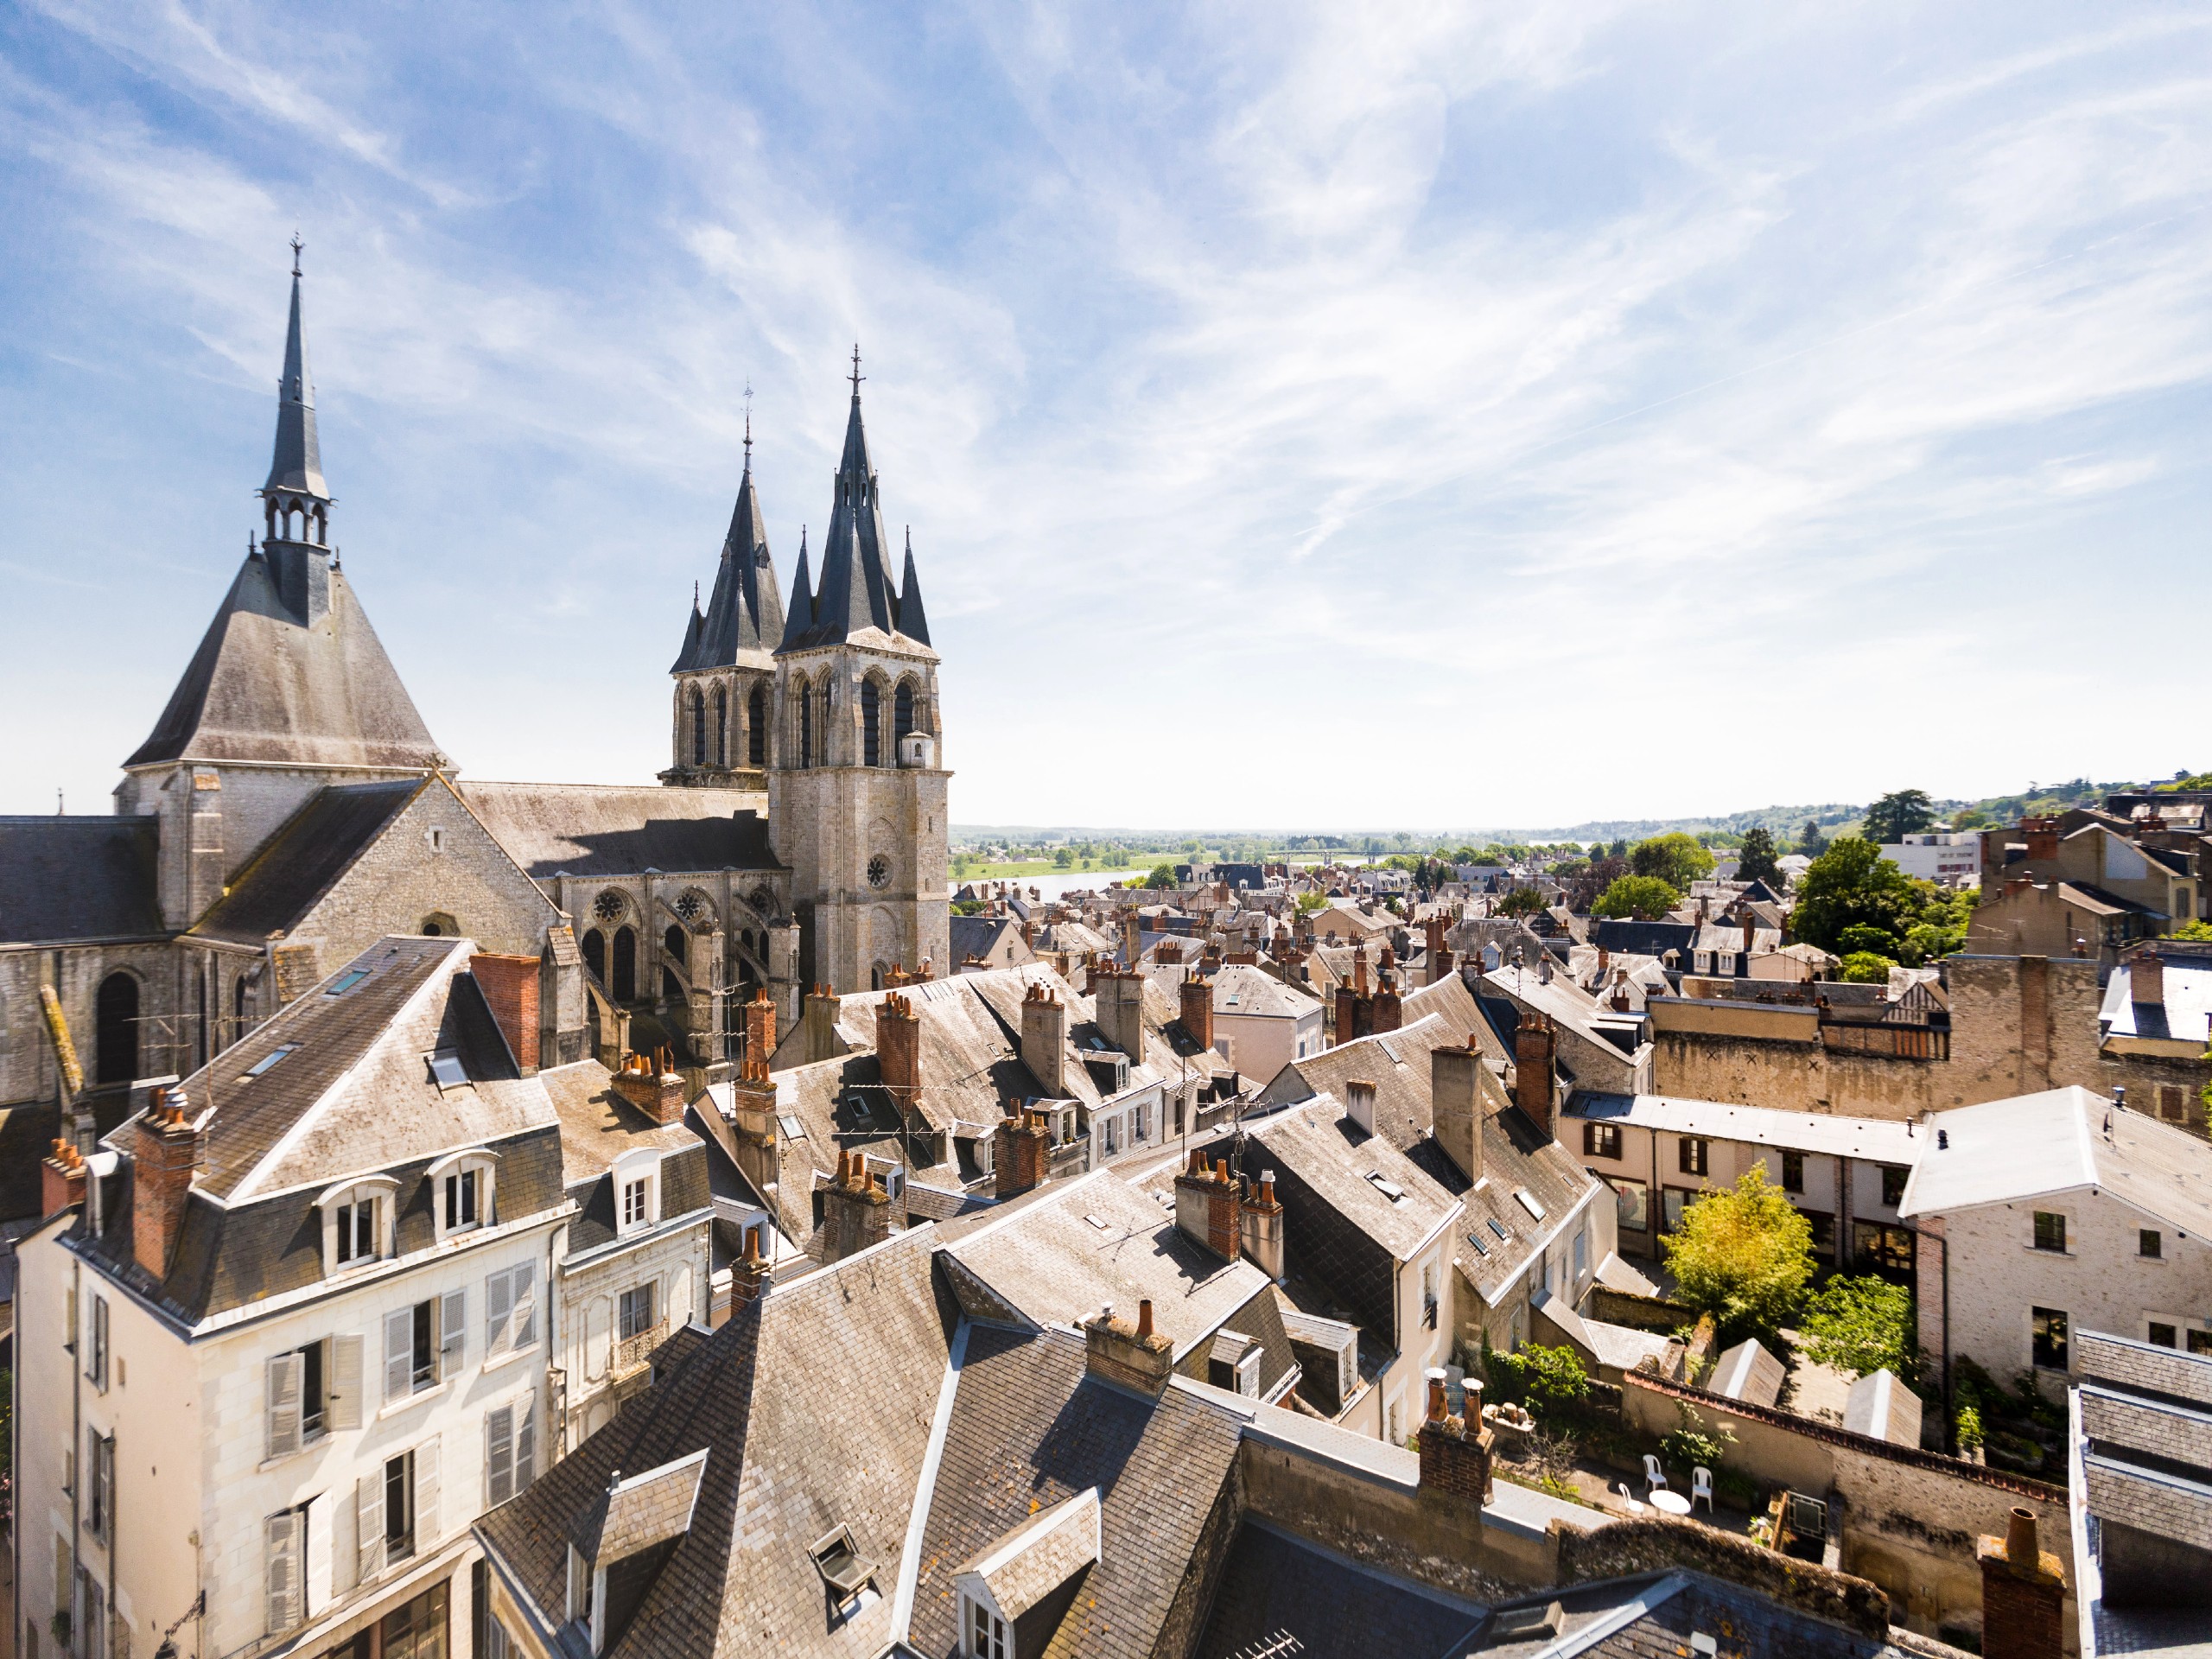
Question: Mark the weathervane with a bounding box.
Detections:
[289,232,303,276]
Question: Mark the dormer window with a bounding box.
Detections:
[428,1151,498,1241]
[613,1149,662,1237]
[319,1177,399,1274]
[966,1599,1008,1659]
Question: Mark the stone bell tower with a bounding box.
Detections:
[768,352,950,992]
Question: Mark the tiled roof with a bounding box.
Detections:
[458,782,779,879]
[185,779,423,945]
[0,817,162,944]
[1247,1096,1459,1264]
[1197,1518,1484,1659]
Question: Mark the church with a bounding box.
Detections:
[0,251,950,1170]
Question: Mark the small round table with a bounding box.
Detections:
[1649,1489,1692,1516]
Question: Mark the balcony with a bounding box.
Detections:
[613,1320,667,1381]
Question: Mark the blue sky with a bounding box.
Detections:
[5,4,2212,830]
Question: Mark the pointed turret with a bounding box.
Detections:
[262,236,328,511]
[677,423,785,671]
[898,529,931,646]
[779,349,906,650]
[779,529,815,650]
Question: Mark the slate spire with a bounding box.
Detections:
[898,527,931,646]
[778,526,815,650]
[674,408,785,671]
[262,236,328,505]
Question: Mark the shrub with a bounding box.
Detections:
[1955,1405,1985,1452]
[1660,1399,1734,1473]
[1838,951,1897,984]
[1481,1341,1590,1421]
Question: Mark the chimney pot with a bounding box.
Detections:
[1137,1299,1154,1339]
[2006,1507,2037,1567]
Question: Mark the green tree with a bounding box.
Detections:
[1052,846,1073,868]
[1592,874,1681,921]
[1145,863,1177,889]
[1735,826,1783,887]
[1837,923,1902,957]
[1863,789,1937,845]
[1661,1167,1815,1344]
[1789,838,1917,952]
[1799,1275,1921,1382]
[1497,885,1549,918]
[2172,918,2212,943]
[1629,832,1716,892]
[1481,1341,1590,1421]
[1797,819,1828,857]
[1839,951,1897,983]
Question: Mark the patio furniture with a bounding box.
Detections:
[1650,1489,1692,1517]
[1614,1482,1647,1516]
[1691,1466,1714,1514]
[1642,1453,1668,1495]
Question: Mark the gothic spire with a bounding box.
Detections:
[898,528,931,646]
[778,527,815,650]
[262,236,328,505]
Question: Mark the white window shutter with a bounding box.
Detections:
[266,1352,303,1459]
[517,1395,537,1493]
[265,1510,301,1635]
[486,1406,514,1507]
[330,1334,364,1431]
[486,1268,512,1357]
[440,1289,467,1376]
[512,1263,537,1350]
[415,1433,442,1548]
[356,1473,385,1583]
[384,1309,412,1403]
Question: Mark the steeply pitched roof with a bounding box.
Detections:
[1248,1093,1460,1263]
[0,817,162,943]
[1198,1518,1484,1659]
[185,779,424,945]
[124,552,443,772]
[263,260,327,501]
[458,783,779,880]
[777,386,929,652]
[673,454,784,671]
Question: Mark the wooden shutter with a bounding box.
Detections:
[486,1405,514,1507]
[266,1352,303,1459]
[329,1334,364,1431]
[486,1268,512,1357]
[415,1433,441,1548]
[516,1395,537,1494]
[93,1436,113,1539]
[440,1289,467,1377]
[384,1308,412,1403]
[356,1471,385,1582]
[91,1297,109,1389]
[512,1263,537,1350]
[265,1510,302,1635]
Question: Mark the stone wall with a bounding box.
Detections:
[1554,1517,1890,1637]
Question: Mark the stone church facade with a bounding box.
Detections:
[0,257,950,1190]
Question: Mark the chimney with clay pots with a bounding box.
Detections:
[820,1149,893,1262]
[1417,1364,1493,1503]
[1513,1010,1557,1141]
[1173,1147,1243,1262]
[803,983,842,1064]
[1020,982,1067,1095]
[615,1050,685,1125]
[992,1108,1052,1198]
[132,1085,205,1278]
[1238,1169,1284,1280]
[1084,1299,1173,1396]
[728,1228,772,1305]
[743,985,776,1069]
[877,990,922,1113]
[1179,971,1215,1053]
[470,954,541,1077]
[1978,1506,2065,1659]
[43,1138,87,1219]
[1093,963,1146,1065]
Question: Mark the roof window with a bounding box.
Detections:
[1365,1172,1405,1203]
[808,1524,877,1601]
[779,1114,806,1140]
[1515,1189,1548,1222]
[1487,1217,1511,1241]
[325,969,371,997]
[241,1043,301,1080]
[1084,1213,1109,1231]
[1466,1230,1491,1256]
[427,1051,467,1090]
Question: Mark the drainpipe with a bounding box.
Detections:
[70,1254,83,1653]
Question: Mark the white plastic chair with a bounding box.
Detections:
[1643,1453,1669,1495]
[1691,1466,1714,1514]
[1615,1482,1647,1516]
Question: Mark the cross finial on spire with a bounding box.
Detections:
[849,343,864,397]
[289,232,303,276]
[743,379,753,459]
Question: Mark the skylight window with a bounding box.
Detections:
[426,1051,467,1090]
[1488,1217,1511,1241]
[324,969,371,997]
[240,1043,301,1080]
[1515,1189,1548,1222]
[1466,1230,1491,1257]
[779,1114,806,1140]
[1365,1172,1405,1203]
[1084,1213,1109,1231]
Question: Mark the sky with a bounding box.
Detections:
[5,3,2212,832]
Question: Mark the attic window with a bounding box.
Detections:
[1365,1173,1405,1203]
[808,1525,876,1601]
[779,1115,805,1140]
[325,970,371,997]
[1083,1213,1109,1231]
[1514,1189,1548,1222]
[1465,1230,1491,1257]
[1487,1217,1510,1241]
[427,1051,467,1090]
[241,1043,301,1080]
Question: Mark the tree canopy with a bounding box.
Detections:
[1145,863,1177,889]
[1497,885,1549,917]
[1862,789,1937,845]
[1592,874,1681,921]
[1797,819,1828,856]
[1799,1275,1921,1382]
[1629,832,1715,893]
[1735,826,1783,887]
[1789,837,1917,952]
[1661,1167,1815,1344]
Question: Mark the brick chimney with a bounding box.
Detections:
[724,1050,780,1204]
[1432,1040,1482,1184]
[802,983,842,1063]
[42,1138,87,1218]
[2130,947,2165,1012]
[1179,971,1215,1053]
[1173,1149,1243,1262]
[1371,975,1403,1034]
[728,1229,772,1306]
[2024,818,2060,861]
[992,1109,1051,1198]
[821,1149,893,1262]
[132,1086,204,1277]
[742,986,776,1068]
[877,990,922,1113]
[1239,1169,1284,1280]
[1084,1300,1173,1397]
[1020,982,1067,1095]
[1417,1367,1493,1503]
[1093,963,1146,1065]
[1345,1077,1377,1136]
[1157,938,1184,966]
[471,953,541,1077]
[615,1052,684,1125]
[1514,1010,1557,1140]
[1979,1507,2065,1659]
[1353,942,1370,997]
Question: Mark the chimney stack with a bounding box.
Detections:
[1432,1040,1482,1184]
[1084,1301,1173,1396]
[1345,1078,1377,1137]
[1093,963,1146,1065]
[1978,1506,2065,1659]
[743,985,776,1069]
[877,990,922,1111]
[43,1137,87,1219]
[820,1148,893,1262]
[992,1109,1051,1198]
[1173,1147,1243,1262]
[615,1051,685,1125]
[1179,971,1215,1053]
[1371,975,1403,1034]
[803,983,842,1064]
[728,1229,772,1306]
[1417,1364,1493,1504]
[724,1045,780,1206]
[132,1086,204,1277]
[2024,818,2060,861]
[1020,982,1068,1095]
[1239,1168,1284,1280]
[470,954,541,1077]
[1514,1010,1557,1141]
[1353,942,1370,997]
[2131,947,2165,1013]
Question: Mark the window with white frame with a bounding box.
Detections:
[964,1594,1008,1659]
[429,1151,498,1240]
[267,1333,364,1457]
[485,1262,539,1359]
[614,1152,662,1236]
[321,1178,397,1274]
[385,1293,464,1404]
[619,1282,658,1342]
[86,1294,109,1390]
[485,1393,538,1507]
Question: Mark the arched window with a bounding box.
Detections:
[713,687,728,766]
[581,928,607,984]
[612,926,638,1001]
[748,684,766,766]
[96,970,138,1085]
[233,974,251,1042]
[664,925,687,974]
[690,687,707,766]
[862,679,881,767]
[798,683,813,769]
[662,966,683,1000]
[894,680,916,745]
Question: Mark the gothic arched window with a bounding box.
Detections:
[96,970,139,1085]
[748,684,766,766]
[664,925,686,973]
[861,679,881,767]
[612,926,638,1002]
[713,686,728,767]
[894,680,916,744]
[690,687,707,766]
[582,928,607,984]
[798,683,813,768]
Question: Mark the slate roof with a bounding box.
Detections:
[540,1059,714,1254]
[1246,1094,1459,1263]
[906,1324,1245,1659]
[779,389,931,652]
[263,263,327,499]
[0,817,162,944]
[950,913,1033,969]
[184,778,423,945]
[458,783,779,880]
[1196,1518,1484,1659]
[1467,1572,1916,1657]
[488,1230,954,1659]
[124,550,442,772]
[1567,1093,1921,1164]
[672,455,784,671]
[579,1450,710,1562]
[2075,1331,2212,1560]
[956,1488,1100,1622]
[1207,963,1322,1020]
